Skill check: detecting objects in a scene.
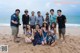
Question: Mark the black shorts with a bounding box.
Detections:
[59,28,65,35]
[30,25,35,29]
[23,24,27,29]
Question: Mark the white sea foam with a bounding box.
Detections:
[0,23,10,26]
[0,23,80,27]
[66,24,80,27]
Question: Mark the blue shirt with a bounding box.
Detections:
[10,13,19,27]
[36,16,44,27]
[50,15,57,25]
[30,16,36,25]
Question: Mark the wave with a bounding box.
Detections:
[0,23,10,26]
[66,24,80,27]
[0,23,80,27]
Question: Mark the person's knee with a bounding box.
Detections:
[42,41,45,45]
[12,28,17,36]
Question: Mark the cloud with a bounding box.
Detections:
[55,2,62,6]
[46,2,50,8]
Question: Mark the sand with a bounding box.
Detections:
[0,26,80,53]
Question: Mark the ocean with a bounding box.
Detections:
[0,15,80,27]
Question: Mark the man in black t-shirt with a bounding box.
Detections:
[22,9,30,34]
[57,10,66,41]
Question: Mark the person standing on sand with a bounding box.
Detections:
[36,11,44,28]
[45,12,50,25]
[57,9,67,41]
[10,9,21,42]
[22,9,30,34]
[30,11,36,29]
[50,9,57,25]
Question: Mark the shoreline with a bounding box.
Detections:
[0,23,80,27]
[0,26,80,36]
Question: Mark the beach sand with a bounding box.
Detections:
[0,26,80,53]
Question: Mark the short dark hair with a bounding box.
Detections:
[50,9,54,12]
[15,9,20,12]
[37,11,40,13]
[57,9,62,12]
[24,10,28,13]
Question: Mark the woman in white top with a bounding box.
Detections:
[47,22,57,46]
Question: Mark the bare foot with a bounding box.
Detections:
[51,42,57,47]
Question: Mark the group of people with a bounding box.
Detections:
[10,9,66,46]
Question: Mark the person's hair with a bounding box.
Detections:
[50,9,54,12]
[45,12,49,20]
[37,11,40,13]
[51,22,56,29]
[24,9,28,13]
[42,23,48,30]
[15,9,20,12]
[35,24,40,29]
[46,12,49,15]
[31,11,35,13]
[45,15,49,20]
[26,24,31,30]
[57,9,62,12]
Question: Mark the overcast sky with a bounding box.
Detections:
[0,0,80,18]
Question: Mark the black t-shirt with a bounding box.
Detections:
[57,15,66,29]
[22,14,29,24]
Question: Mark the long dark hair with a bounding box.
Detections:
[35,24,40,29]
[26,24,31,31]
[45,12,49,21]
[51,22,56,29]
[42,23,48,30]
[45,16,49,20]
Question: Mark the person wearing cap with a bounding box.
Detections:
[50,9,57,25]
[10,9,21,42]
[36,11,44,27]
[45,12,50,25]
[30,11,36,29]
[22,9,30,34]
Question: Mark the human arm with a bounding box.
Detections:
[11,15,18,24]
[54,28,56,35]
[64,16,67,23]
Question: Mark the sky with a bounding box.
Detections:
[0,0,80,19]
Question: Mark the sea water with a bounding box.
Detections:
[0,15,80,27]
